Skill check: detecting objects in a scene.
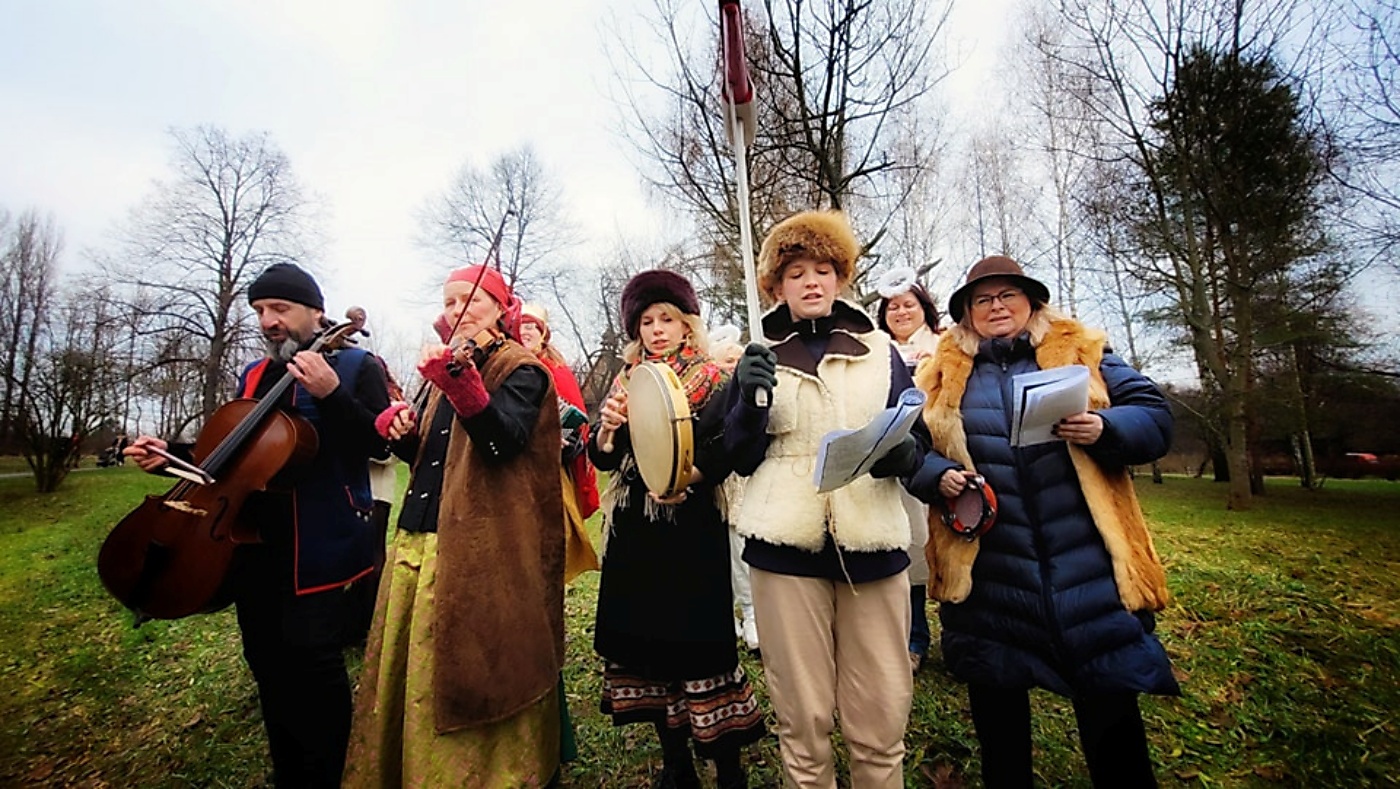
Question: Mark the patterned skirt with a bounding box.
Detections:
[601,662,766,758]
[344,531,561,788]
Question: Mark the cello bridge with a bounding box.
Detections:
[162,500,209,517]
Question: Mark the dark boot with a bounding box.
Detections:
[653,723,700,789]
[714,746,748,789]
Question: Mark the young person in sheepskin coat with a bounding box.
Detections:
[910,255,1178,788]
[724,210,936,789]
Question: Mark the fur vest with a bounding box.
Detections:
[914,319,1170,612]
[426,340,565,733]
[737,302,910,553]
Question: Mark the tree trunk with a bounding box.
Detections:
[1288,343,1318,489]
[1151,460,1164,484]
[1225,405,1252,510]
[1297,430,1317,489]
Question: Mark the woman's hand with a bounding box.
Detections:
[599,391,629,433]
[387,407,418,441]
[596,390,628,453]
[419,342,450,368]
[647,467,701,506]
[1053,412,1104,446]
[939,468,970,499]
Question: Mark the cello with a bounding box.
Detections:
[97,309,368,623]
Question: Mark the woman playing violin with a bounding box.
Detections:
[344,265,566,788]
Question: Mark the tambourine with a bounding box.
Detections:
[940,474,998,541]
[626,361,695,498]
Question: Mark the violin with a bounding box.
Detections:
[407,325,508,418]
[97,309,369,623]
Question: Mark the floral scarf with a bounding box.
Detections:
[604,343,725,413]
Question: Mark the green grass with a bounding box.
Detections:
[0,469,1396,787]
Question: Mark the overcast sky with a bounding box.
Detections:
[2,0,1034,359]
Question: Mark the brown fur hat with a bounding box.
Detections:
[758,210,860,299]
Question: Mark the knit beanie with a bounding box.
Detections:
[247,263,324,310]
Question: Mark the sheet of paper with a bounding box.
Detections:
[813,387,927,493]
[1011,365,1090,447]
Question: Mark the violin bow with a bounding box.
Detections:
[719,0,769,408]
[410,209,518,413]
[440,208,517,342]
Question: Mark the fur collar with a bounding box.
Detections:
[762,300,874,377]
[914,319,1170,612]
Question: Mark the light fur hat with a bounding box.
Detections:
[757,210,860,299]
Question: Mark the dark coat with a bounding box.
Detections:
[236,348,389,594]
[935,333,1179,697]
[589,392,738,681]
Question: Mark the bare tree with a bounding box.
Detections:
[953,128,1041,265]
[419,146,578,294]
[610,0,952,311]
[106,126,315,434]
[1328,0,1400,266]
[15,287,127,492]
[1016,5,1115,314]
[0,209,61,450]
[1048,0,1334,509]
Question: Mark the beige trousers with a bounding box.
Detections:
[750,568,913,789]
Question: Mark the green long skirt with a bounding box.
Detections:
[344,531,561,788]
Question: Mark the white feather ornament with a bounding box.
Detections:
[709,324,742,346]
[875,266,919,299]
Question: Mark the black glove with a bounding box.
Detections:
[734,343,777,407]
[870,434,921,479]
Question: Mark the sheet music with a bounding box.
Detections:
[1011,365,1090,447]
[813,387,926,493]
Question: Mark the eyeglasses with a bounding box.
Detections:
[970,290,1025,311]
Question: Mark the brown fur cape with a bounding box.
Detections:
[913,319,1170,613]
[426,340,565,733]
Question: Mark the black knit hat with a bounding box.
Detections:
[247,263,324,310]
[620,269,700,340]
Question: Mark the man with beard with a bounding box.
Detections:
[125,263,390,788]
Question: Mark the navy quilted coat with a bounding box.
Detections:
[928,334,1179,697]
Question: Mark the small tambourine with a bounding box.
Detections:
[940,474,998,541]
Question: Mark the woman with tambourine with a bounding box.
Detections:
[589,269,765,789]
[913,255,1177,787]
[344,264,566,788]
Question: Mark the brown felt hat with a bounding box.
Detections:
[948,256,1051,322]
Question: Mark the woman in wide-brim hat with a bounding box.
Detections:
[589,269,765,789]
[345,264,566,788]
[912,254,1178,787]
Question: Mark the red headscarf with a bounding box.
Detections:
[443,264,523,341]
